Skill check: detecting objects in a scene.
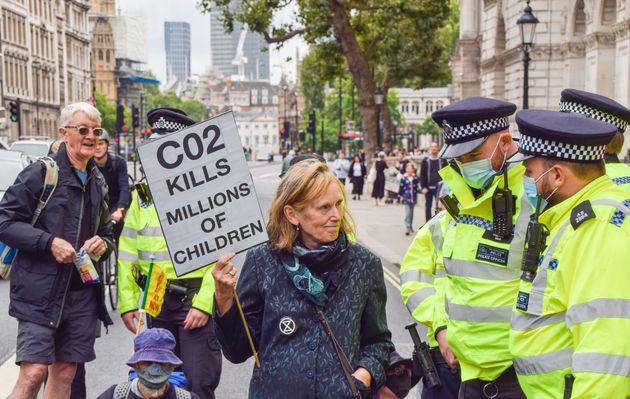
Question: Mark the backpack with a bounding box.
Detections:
[112,382,192,399]
[0,157,58,280]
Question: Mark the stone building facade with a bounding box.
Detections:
[1,0,92,142]
[451,0,630,112]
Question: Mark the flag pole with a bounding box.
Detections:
[136,256,155,336]
[226,253,260,368]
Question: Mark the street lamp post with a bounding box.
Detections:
[282,84,288,148]
[374,85,384,152]
[517,0,539,110]
[32,59,41,136]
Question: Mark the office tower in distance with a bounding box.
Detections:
[165,21,191,81]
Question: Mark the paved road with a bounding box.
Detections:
[0,161,422,398]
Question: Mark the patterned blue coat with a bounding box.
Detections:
[214,243,393,398]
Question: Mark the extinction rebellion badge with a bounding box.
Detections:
[279,316,297,336]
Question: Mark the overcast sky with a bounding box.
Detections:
[118,0,308,88]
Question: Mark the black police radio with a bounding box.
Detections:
[521,197,549,282]
[491,164,515,241]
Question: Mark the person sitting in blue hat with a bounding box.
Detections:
[98,328,199,399]
[508,109,630,398]
[559,88,630,193]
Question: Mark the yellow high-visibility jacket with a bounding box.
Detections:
[400,211,450,347]
[117,192,216,316]
[433,163,532,382]
[606,160,630,193]
[510,175,630,398]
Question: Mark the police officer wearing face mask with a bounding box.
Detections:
[508,110,630,398]
[428,97,532,398]
[98,328,199,398]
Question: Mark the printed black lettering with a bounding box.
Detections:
[201,217,217,233]
[250,219,264,235]
[214,192,227,207]
[202,125,226,155]
[215,235,228,249]
[186,244,201,261]
[216,158,230,176]
[227,230,240,246]
[166,176,185,196]
[239,182,251,196]
[201,164,218,183]
[188,170,204,188]
[157,140,183,169]
[166,209,183,225]
[173,251,186,264]
[183,133,204,160]
[215,212,226,229]
[225,186,239,202]
[240,224,252,240]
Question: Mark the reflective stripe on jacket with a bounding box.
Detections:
[434,162,532,381]
[400,211,449,347]
[117,192,215,315]
[606,162,630,193]
[509,175,630,398]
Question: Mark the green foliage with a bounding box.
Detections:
[94,91,116,134]
[416,116,440,137]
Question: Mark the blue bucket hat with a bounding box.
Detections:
[126,328,183,366]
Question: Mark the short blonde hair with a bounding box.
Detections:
[59,102,101,128]
[605,132,625,155]
[267,159,356,252]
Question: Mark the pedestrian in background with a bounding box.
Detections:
[419,142,446,222]
[371,151,387,206]
[397,162,420,235]
[332,151,350,185]
[212,159,393,398]
[348,154,366,200]
[98,328,199,399]
[0,102,114,399]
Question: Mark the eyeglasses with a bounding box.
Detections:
[64,126,104,136]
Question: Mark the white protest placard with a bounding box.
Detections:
[137,111,268,276]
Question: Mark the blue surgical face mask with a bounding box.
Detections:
[523,167,557,212]
[458,139,504,189]
[136,363,172,390]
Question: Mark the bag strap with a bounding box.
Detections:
[113,382,131,399]
[315,309,361,398]
[31,157,59,225]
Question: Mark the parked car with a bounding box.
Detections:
[0,149,34,201]
[10,139,52,157]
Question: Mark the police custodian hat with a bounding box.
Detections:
[560,88,630,133]
[510,109,617,163]
[431,96,517,159]
[147,107,195,135]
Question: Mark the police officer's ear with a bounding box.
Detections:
[497,130,513,155]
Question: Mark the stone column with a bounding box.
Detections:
[584,31,617,98]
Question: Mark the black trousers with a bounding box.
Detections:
[424,188,438,222]
[458,366,526,399]
[149,290,223,399]
[421,348,461,399]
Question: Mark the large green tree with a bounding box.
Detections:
[94,91,117,135]
[198,0,451,161]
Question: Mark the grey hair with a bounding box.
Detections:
[59,102,101,127]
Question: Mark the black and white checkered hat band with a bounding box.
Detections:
[560,101,628,132]
[520,133,606,161]
[442,117,510,143]
[151,117,188,132]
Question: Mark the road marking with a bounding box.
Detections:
[382,266,401,290]
[256,173,279,179]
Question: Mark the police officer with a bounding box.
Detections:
[559,88,630,193]
[508,109,630,398]
[117,108,221,399]
[400,210,461,398]
[431,97,531,398]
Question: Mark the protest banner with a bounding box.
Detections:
[137,111,268,276]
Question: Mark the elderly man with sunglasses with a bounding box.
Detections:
[0,102,114,399]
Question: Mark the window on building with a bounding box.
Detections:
[412,101,419,115]
[98,50,103,61]
[106,50,110,63]
[574,0,586,36]
[436,100,444,110]
[263,135,269,144]
[425,101,434,114]
[252,96,258,105]
[603,0,616,24]
[401,101,409,114]
[255,136,259,145]
[262,96,268,104]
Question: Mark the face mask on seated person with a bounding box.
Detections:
[136,363,172,390]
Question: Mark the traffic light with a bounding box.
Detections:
[299,130,305,142]
[307,111,316,136]
[115,102,125,132]
[132,105,140,130]
[9,100,20,123]
[283,121,291,141]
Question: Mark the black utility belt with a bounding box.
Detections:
[135,275,202,297]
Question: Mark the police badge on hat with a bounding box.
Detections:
[278,316,297,336]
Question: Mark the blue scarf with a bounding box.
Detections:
[281,231,349,307]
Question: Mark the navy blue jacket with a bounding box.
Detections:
[214,243,393,399]
[0,144,114,327]
[96,152,130,212]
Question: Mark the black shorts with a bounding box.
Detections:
[16,287,98,365]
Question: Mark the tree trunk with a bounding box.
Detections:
[329,0,376,164]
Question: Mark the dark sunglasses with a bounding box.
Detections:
[64,126,104,136]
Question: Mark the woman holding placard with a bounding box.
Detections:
[212,159,393,398]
